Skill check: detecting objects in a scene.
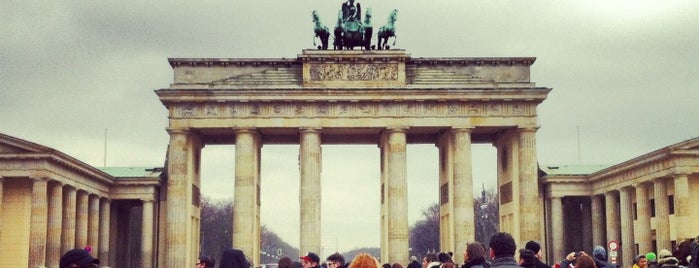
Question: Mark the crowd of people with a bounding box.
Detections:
[56,232,699,268]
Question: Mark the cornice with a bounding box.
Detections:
[166,56,538,68]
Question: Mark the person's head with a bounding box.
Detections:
[525,241,542,258]
[592,246,607,260]
[464,242,487,263]
[519,249,537,268]
[392,263,404,268]
[220,248,250,268]
[647,252,658,263]
[279,257,293,268]
[301,252,321,268]
[349,253,379,268]
[383,263,391,268]
[198,255,215,268]
[441,262,456,268]
[327,253,346,268]
[411,256,418,263]
[489,232,517,259]
[422,253,438,268]
[658,249,680,267]
[636,255,648,268]
[59,249,100,268]
[575,254,597,268]
[438,252,453,263]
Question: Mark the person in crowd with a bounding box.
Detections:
[647,252,659,268]
[488,232,520,268]
[301,252,321,268]
[59,248,100,268]
[559,251,580,268]
[197,255,216,268]
[423,253,441,268]
[293,261,305,268]
[591,246,615,268]
[633,254,648,268]
[220,248,250,268]
[385,263,393,268]
[440,252,455,268]
[349,253,380,268]
[574,253,597,268]
[518,249,537,268]
[279,256,293,268]
[525,241,550,268]
[462,242,490,268]
[393,263,404,268]
[657,249,680,268]
[442,262,457,268]
[408,256,421,268]
[328,253,348,268]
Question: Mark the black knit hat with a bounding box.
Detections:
[60,248,100,268]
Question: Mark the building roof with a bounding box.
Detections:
[539,164,611,176]
[98,167,163,178]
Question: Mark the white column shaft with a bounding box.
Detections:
[29,178,48,268]
[654,180,671,251]
[386,128,409,265]
[452,128,474,257]
[99,199,111,266]
[299,128,322,255]
[165,129,190,267]
[620,187,634,267]
[636,184,651,254]
[518,128,541,243]
[76,191,89,247]
[233,129,261,263]
[88,194,100,253]
[591,195,605,247]
[550,196,564,264]
[142,200,155,268]
[605,191,620,243]
[47,182,63,268]
[674,174,690,239]
[62,187,77,254]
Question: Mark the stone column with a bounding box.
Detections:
[233,129,261,263]
[654,179,671,251]
[452,128,474,257]
[518,127,541,243]
[142,199,155,268]
[29,177,48,268]
[99,198,111,266]
[385,127,409,265]
[76,190,89,247]
[47,182,64,268]
[550,196,564,263]
[0,177,3,242]
[635,184,651,254]
[88,194,100,254]
[673,174,690,239]
[604,191,620,244]
[165,128,191,267]
[591,194,605,247]
[298,128,321,256]
[62,186,77,254]
[619,187,634,267]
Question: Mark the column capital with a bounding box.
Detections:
[450,127,474,133]
[299,127,322,134]
[517,126,540,132]
[385,126,409,132]
[166,127,190,135]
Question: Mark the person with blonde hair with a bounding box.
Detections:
[349,253,380,268]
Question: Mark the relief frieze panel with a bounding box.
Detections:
[309,63,398,81]
[173,101,535,119]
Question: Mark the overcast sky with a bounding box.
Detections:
[2,0,699,256]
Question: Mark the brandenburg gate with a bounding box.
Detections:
[155,50,550,267]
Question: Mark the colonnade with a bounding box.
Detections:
[0,176,158,268]
[163,126,542,267]
[548,175,693,267]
